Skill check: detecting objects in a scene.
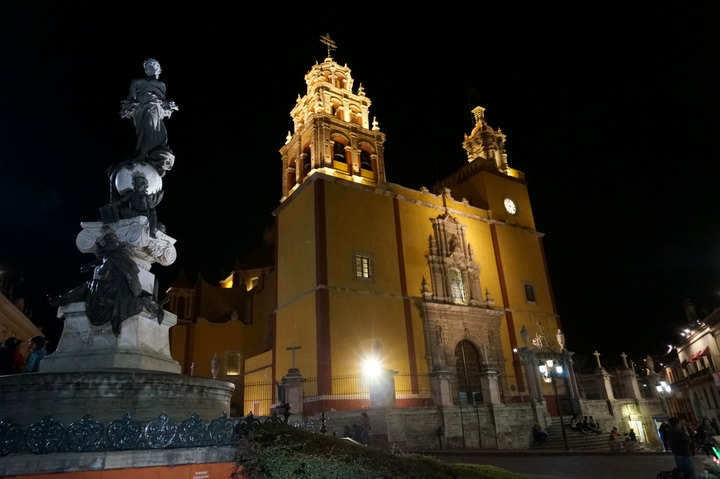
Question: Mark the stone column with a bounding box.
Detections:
[516,347,543,402]
[560,350,582,413]
[370,368,397,408]
[618,352,642,400]
[430,368,454,406]
[592,350,615,400]
[282,367,304,416]
[479,368,502,404]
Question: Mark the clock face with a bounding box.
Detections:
[503,197,517,215]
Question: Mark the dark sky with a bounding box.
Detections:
[2,3,720,367]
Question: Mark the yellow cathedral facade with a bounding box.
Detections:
[166,49,566,423]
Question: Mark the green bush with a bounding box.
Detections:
[232,423,527,479]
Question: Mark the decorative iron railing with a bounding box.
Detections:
[0,410,288,456]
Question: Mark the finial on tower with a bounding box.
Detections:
[320,33,337,59]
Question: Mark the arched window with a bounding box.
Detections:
[333,141,346,163]
[455,340,483,405]
[449,267,466,304]
[360,150,372,171]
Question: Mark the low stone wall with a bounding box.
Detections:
[298,401,547,450]
[297,398,664,451]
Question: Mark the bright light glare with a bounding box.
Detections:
[362,358,382,378]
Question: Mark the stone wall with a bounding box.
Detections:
[299,401,548,450]
[298,397,663,451]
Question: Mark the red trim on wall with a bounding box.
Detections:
[393,198,419,391]
[315,180,332,394]
[21,462,236,479]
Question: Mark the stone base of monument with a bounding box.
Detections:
[41,301,181,373]
[0,371,235,426]
[0,301,235,428]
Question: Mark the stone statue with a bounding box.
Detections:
[110,171,163,237]
[48,231,165,335]
[520,325,529,347]
[120,58,178,163]
[645,354,655,374]
[556,329,566,350]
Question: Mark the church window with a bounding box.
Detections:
[353,253,373,280]
[523,282,536,304]
[224,351,242,376]
[333,141,346,163]
[360,150,372,170]
[449,267,466,304]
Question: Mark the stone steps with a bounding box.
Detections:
[531,418,614,451]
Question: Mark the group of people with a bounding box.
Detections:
[569,414,602,434]
[608,426,639,451]
[0,336,47,374]
[664,416,720,479]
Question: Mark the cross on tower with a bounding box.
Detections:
[620,352,629,369]
[320,33,337,58]
[592,350,602,369]
[287,345,301,369]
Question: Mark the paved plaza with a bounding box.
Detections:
[432,450,711,479]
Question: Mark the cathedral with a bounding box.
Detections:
[166,46,568,431]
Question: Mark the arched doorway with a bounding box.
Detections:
[455,340,483,405]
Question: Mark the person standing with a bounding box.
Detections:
[695,417,719,455]
[25,336,47,372]
[659,421,671,452]
[668,417,697,479]
[608,426,621,452]
[360,412,371,445]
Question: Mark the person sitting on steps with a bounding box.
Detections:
[532,423,549,443]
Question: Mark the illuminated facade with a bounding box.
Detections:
[252,51,561,414]
[167,51,565,419]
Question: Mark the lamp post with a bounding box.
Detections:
[656,380,671,416]
[539,359,569,451]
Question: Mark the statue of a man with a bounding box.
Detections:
[556,329,566,350]
[120,58,178,163]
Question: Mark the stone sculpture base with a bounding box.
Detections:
[41,301,181,374]
[0,371,235,426]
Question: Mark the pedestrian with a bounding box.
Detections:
[668,417,697,479]
[659,421,671,452]
[695,417,718,455]
[609,426,622,452]
[25,336,47,372]
[360,411,371,445]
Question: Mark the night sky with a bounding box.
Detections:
[2,3,720,367]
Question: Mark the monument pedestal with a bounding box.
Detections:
[0,371,235,426]
[41,301,181,374]
[1,303,234,427]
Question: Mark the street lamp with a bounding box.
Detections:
[656,380,671,415]
[539,359,569,451]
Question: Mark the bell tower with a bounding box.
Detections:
[279,35,386,200]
